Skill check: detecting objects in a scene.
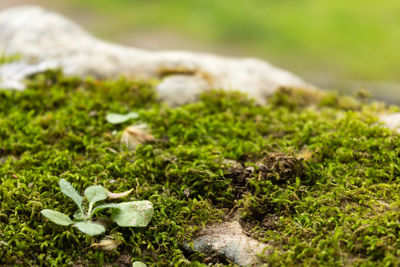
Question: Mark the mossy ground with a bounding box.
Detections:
[1,71,400,266]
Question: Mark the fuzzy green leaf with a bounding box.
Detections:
[90,203,120,216]
[59,179,83,211]
[74,221,105,236]
[73,212,86,221]
[106,112,138,124]
[41,209,73,226]
[111,201,154,227]
[85,185,108,212]
[132,261,147,267]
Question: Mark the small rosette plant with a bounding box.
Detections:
[41,179,154,236]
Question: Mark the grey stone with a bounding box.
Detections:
[185,221,267,266]
[0,5,313,105]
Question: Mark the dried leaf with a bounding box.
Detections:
[121,124,155,150]
[89,238,122,251]
[108,188,134,199]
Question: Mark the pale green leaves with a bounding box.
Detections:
[106,112,138,124]
[41,209,73,226]
[132,261,147,267]
[74,221,105,236]
[85,185,108,213]
[111,201,154,227]
[41,210,105,236]
[91,203,120,215]
[85,185,108,204]
[41,179,154,237]
[59,179,83,213]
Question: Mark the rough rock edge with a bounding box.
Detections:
[0,5,314,105]
[184,221,267,266]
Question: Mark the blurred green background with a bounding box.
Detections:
[2,0,400,102]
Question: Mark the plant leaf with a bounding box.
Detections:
[111,201,154,227]
[73,212,86,220]
[106,112,138,124]
[107,188,134,199]
[59,179,83,211]
[90,203,120,216]
[85,185,108,212]
[132,261,147,267]
[41,209,73,226]
[74,221,105,236]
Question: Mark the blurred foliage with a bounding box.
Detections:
[67,0,400,85]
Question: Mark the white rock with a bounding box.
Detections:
[0,60,59,90]
[0,6,313,104]
[186,221,267,266]
[380,113,400,132]
[156,74,210,106]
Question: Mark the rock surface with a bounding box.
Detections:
[380,113,400,132]
[185,221,267,266]
[0,5,313,105]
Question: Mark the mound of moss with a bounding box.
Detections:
[1,71,400,266]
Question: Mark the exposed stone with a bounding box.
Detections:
[0,60,58,90]
[185,221,267,266]
[156,74,209,106]
[380,113,400,132]
[0,5,313,105]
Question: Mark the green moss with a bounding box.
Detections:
[0,54,20,65]
[0,71,399,265]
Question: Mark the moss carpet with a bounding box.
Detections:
[1,71,400,266]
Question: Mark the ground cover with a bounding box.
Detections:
[1,71,400,265]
